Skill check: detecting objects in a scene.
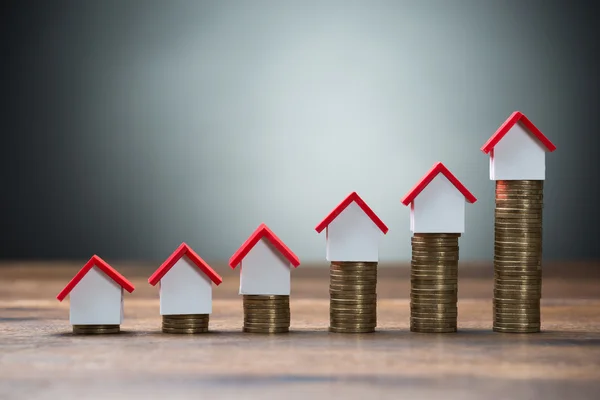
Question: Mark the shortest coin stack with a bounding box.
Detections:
[329,261,378,333]
[243,295,290,333]
[162,314,210,334]
[72,324,120,334]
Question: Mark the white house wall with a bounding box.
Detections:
[326,201,382,262]
[411,174,466,233]
[491,122,547,180]
[240,238,291,295]
[159,255,213,315]
[69,266,124,325]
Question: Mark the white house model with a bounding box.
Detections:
[56,255,135,325]
[315,192,389,262]
[148,243,223,315]
[229,223,300,295]
[401,162,477,234]
[482,111,557,180]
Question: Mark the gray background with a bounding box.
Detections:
[2,0,598,262]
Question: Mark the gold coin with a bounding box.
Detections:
[328,327,375,333]
[410,323,457,330]
[244,315,290,321]
[414,233,461,237]
[495,221,543,227]
[73,325,120,334]
[495,279,542,285]
[162,321,208,326]
[493,303,540,309]
[330,309,376,315]
[330,316,377,323]
[411,304,457,310]
[493,297,540,303]
[243,302,290,310]
[411,295,457,302]
[492,327,540,333]
[411,276,458,283]
[495,232,542,238]
[329,283,378,289]
[411,283,457,290]
[412,249,460,256]
[411,262,458,269]
[330,278,378,285]
[162,317,210,322]
[244,321,290,327]
[330,323,377,329]
[163,314,209,319]
[330,293,377,300]
[411,245,459,250]
[411,312,458,319]
[162,327,209,334]
[244,313,291,319]
[493,262,542,268]
[411,239,460,245]
[330,272,378,279]
[494,287,541,294]
[410,327,456,333]
[494,311,540,317]
[495,210,543,216]
[493,318,541,324]
[243,300,290,305]
[243,327,289,334]
[495,241,542,247]
[330,262,378,269]
[330,300,377,306]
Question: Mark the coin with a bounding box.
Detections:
[243,327,289,334]
[72,325,120,334]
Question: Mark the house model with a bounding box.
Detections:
[401,162,477,233]
[481,111,557,180]
[315,192,388,262]
[56,255,135,325]
[229,223,300,295]
[148,243,223,315]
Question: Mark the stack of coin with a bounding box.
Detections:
[410,233,460,333]
[494,180,543,333]
[72,325,120,334]
[243,295,290,333]
[162,314,209,334]
[329,261,377,333]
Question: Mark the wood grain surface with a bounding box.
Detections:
[1,262,599,400]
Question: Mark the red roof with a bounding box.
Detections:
[56,255,135,301]
[481,111,556,154]
[229,223,300,269]
[401,162,477,205]
[148,243,222,286]
[315,192,388,234]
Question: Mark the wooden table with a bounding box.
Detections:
[1,262,600,399]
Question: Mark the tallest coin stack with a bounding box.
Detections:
[493,180,543,333]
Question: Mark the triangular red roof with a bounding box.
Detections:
[315,192,388,234]
[401,162,477,205]
[148,243,222,286]
[229,223,300,269]
[481,111,556,154]
[56,255,135,301]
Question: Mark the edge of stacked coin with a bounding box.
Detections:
[162,314,210,334]
[243,295,290,333]
[329,261,377,333]
[72,324,120,334]
[493,180,543,333]
[410,233,460,333]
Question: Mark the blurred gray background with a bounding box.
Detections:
[2,0,598,263]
